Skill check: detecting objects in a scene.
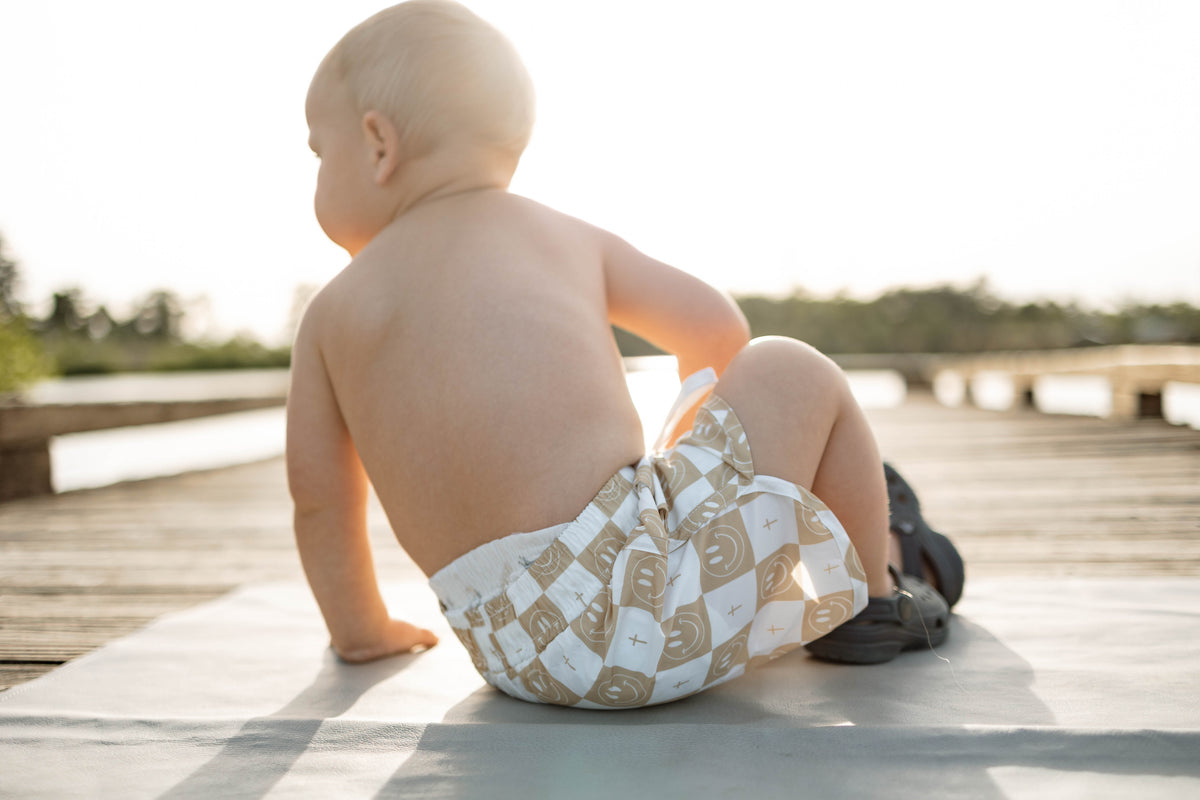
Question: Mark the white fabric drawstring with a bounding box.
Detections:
[651,367,718,454]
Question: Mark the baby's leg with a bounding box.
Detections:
[713,337,892,597]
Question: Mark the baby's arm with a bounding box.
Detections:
[602,232,751,434]
[287,300,437,662]
[603,232,750,378]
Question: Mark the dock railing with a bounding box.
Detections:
[929,344,1200,420]
[0,395,287,501]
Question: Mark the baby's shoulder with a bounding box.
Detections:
[485,192,609,240]
[297,256,394,344]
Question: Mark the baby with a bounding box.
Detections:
[288,0,961,708]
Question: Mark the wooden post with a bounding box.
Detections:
[1110,379,1164,421]
[1011,375,1037,409]
[0,438,52,500]
[1138,392,1164,418]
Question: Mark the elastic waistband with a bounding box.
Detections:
[428,524,567,610]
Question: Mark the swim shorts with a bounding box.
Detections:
[430,371,869,708]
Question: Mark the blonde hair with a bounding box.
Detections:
[320,1,535,159]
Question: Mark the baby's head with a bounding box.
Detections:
[315,0,535,165]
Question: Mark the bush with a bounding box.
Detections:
[0,319,51,393]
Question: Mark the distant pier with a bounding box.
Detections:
[929,344,1200,420]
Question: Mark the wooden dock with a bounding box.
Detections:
[2,392,1198,692]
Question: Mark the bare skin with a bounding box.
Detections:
[288,72,895,664]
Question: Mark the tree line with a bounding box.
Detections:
[0,234,289,392]
[615,280,1200,356]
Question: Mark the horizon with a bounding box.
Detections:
[3,0,1199,344]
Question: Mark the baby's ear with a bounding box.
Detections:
[361,110,402,185]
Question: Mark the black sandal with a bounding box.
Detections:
[804,567,950,665]
[885,463,965,608]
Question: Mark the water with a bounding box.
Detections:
[27,368,289,404]
[1164,382,1200,429]
[35,360,1198,493]
[51,408,287,492]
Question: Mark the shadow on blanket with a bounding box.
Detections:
[156,616,1097,799]
[160,652,417,799]
[375,618,1069,797]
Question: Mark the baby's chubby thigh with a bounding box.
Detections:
[710,337,855,489]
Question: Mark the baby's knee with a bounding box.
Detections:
[713,337,854,485]
[729,336,849,395]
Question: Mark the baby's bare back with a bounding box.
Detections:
[314,192,645,574]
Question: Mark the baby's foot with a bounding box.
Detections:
[805,566,950,664]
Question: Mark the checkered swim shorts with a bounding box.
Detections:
[431,382,869,708]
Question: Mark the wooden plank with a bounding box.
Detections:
[0,664,58,686]
[0,397,286,443]
[935,344,1200,376]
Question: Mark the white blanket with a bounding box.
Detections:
[2,578,1199,798]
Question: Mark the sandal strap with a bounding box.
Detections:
[848,566,937,625]
[853,593,915,624]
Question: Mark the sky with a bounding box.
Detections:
[2,0,1199,344]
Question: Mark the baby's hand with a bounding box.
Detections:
[334,618,439,663]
